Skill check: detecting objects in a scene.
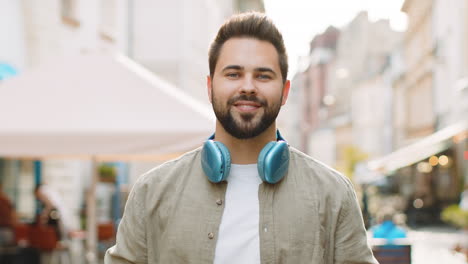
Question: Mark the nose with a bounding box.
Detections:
[239,75,257,95]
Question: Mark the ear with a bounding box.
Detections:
[281,80,291,106]
[207,75,213,104]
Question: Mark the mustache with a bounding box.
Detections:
[227,95,267,106]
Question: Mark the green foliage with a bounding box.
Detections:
[99,164,117,182]
[441,204,468,228]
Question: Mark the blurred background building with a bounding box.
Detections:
[291,0,468,229]
[292,11,402,167]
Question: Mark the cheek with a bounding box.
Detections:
[212,90,230,108]
[213,84,237,101]
[262,88,283,103]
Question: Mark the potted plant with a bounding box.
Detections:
[99,164,117,183]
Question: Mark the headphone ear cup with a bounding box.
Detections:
[201,140,231,183]
[257,141,289,184]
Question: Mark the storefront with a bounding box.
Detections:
[367,121,467,226]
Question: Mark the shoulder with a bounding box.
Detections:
[288,147,354,192]
[132,147,203,191]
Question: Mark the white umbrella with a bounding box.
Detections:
[0,52,214,157]
[0,52,215,262]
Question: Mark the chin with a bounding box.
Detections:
[235,116,261,127]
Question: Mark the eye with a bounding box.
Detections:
[257,74,272,80]
[225,72,240,79]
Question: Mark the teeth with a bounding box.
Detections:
[237,105,258,110]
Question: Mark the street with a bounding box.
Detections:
[407,227,466,264]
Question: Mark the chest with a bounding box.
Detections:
[147,180,334,263]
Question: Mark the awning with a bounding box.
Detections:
[367,121,468,173]
[0,52,215,158]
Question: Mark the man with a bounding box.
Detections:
[105,12,377,264]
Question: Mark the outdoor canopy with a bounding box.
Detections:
[0,52,216,263]
[367,121,468,173]
[0,52,215,159]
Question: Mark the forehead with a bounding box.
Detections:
[216,37,280,72]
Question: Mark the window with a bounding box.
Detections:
[61,0,80,27]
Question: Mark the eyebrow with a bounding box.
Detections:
[222,65,244,72]
[221,65,277,76]
[255,67,277,76]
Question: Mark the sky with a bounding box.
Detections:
[263,0,407,77]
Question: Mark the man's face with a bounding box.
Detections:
[208,37,290,139]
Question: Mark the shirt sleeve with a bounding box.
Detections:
[104,180,148,264]
[333,182,378,264]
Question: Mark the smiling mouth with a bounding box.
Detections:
[233,101,262,112]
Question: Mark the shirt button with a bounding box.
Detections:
[208,232,215,239]
[216,199,223,205]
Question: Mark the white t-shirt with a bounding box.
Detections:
[213,164,262,264]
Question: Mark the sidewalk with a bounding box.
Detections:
[406,226,466,264]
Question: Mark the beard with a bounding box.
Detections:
[211,90,282,139]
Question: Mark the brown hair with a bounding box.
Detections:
[208,12,288,83]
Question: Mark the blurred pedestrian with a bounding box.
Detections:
[34,184,71,241]
[371,208,407,243]
[0,183,43,264]
[0,183,17,246]
[105,12,377,264]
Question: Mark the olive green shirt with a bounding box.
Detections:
[105,147,378,264]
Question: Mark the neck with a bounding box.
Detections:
[214,122,277,164]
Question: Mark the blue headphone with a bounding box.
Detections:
[201,130,290,184]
